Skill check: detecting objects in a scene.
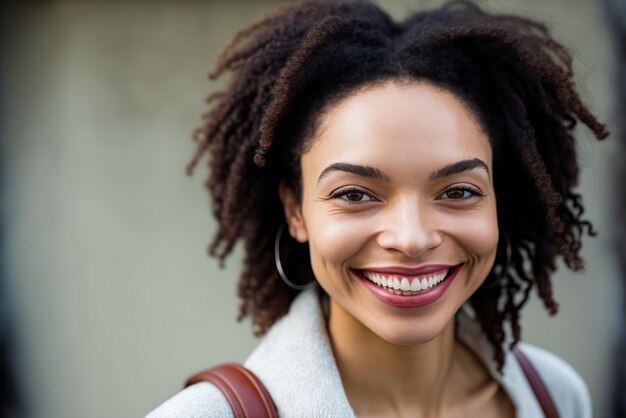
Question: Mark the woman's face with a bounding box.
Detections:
[281,81,498,345]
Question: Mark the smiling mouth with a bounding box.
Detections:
[358,266,457,296]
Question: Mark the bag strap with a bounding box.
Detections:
[185,363,278,418]
[187,350,558,418]
[513,346,559,418]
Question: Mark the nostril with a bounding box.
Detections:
[376,226,443,258]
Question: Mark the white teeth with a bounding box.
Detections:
[362,269,450,293]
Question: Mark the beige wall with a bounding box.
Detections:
[1,1,620,417]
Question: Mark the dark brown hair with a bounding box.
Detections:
[188,0,608,370]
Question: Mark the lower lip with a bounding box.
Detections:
[354,265,462,309]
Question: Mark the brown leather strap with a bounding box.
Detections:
[185,363,278,418]
[189,352,557,418]
[514,347,559,418]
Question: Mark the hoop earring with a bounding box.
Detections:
[481,231,512,290]
[274,224,313,291]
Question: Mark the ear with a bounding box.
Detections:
[278,181,309,243]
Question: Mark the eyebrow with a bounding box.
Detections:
[317,163,390,184]
[317,158,490,185]
[429,158,490,181]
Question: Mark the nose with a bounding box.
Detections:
[376,197,443,258]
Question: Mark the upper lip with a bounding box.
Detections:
[356,264,456,276]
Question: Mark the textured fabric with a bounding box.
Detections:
[147,288,592,418]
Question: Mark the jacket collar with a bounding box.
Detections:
[244,286,542,417]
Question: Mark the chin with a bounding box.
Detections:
[382,332,440,347]
[367,316,453,347]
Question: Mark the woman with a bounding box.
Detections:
[149,1,608,416]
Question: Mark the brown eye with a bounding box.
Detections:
[345,191,366,201]
[331,187,376,203]
[445,189,467,199]
[440,187,481,200]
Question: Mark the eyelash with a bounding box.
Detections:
[329,186,376,203]
[440,185,484,200]
[330,185,484,203]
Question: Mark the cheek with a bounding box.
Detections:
[466,219,498,257]
[305,210,372,271]
[441,207,499,261]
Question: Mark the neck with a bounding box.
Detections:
[327,298,486,417]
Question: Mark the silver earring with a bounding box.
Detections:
[274,224,313,290]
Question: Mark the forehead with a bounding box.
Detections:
[303,81,492,174]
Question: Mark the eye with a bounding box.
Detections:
[330,187,376,203]
[439,185,483,200]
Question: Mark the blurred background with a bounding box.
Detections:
[0,1,623,417]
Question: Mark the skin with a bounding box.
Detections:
[280,81,514,418]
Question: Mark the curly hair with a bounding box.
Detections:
[187,0,608,371]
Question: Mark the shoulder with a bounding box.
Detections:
[515,342,592,418]
[145,382,233,418]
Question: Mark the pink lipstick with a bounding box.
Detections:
[353,264,462,309]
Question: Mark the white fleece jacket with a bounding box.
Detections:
[147,287,591,418]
